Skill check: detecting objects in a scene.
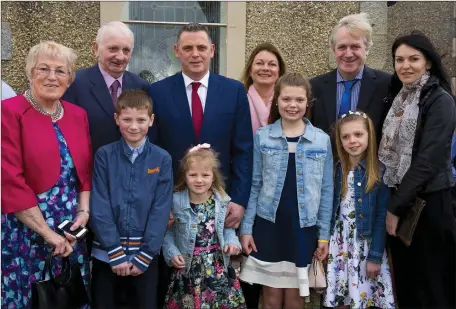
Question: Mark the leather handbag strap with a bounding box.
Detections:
[41,253,71,283]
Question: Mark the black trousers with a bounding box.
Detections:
[157,253,171,308]
[240,281,262,309]
[91,258,158,309]
[390,189,456,309]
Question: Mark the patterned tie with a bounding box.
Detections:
[338,80,357,118]
[191,82,204,140]
[110,80,121,105]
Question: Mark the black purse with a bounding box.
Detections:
[31,253,89,309]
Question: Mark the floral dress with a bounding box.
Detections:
[1,123,90,309]
[323,171,395,309]
[164,195,246,309]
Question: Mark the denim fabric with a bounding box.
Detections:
[331,161,390,263]
[240,118,334,240]
[162,190,241,274]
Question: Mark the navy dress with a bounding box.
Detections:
[240,137,317,295]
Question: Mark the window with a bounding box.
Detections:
[100,1,246,81]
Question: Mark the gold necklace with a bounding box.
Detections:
[24,90,63,121]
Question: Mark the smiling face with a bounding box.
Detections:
[185,158,214,201]
[31,55,71,104]
[394,44,430,85]
[250,50,280,88]
[115,107,154,148]
[277,85,307,123]
[340,118,369,159]
[333,26,368,80]
[95,32,133,79]
[174,31,215,81]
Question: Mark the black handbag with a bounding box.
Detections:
[31,253,89,309]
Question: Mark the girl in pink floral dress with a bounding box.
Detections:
[162,145,247,309]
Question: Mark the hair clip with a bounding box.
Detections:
[189,143,211,152]
[340,111,368,119]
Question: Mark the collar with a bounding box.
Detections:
[177,188,230,210]
[121,137,147,157]
[182,71,210,89]
[269,117,316,142]
[98,63,123,89]
[337,65,364,83]
[336,159,367,170]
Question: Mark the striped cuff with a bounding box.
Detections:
[108,246,128,267]
[131,251,154,272]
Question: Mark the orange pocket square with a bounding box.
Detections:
[148,167,160,174]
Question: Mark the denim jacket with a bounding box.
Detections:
[331,161,390,264]
[240,118,334,240]
[162,189,241,274]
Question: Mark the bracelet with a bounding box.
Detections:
[318,239,329,243]
[77,209,90,216]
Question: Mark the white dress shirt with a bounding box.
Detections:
[182,71,210,115]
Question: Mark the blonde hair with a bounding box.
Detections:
[334,111,379,198]
[329,13,373,52]
[96,21,134,48]
[25,41,77,84]
[174,147,226,196]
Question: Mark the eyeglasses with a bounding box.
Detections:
[35,67,69,77]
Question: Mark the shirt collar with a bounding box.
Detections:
[336,65,364,83]
[121,137,147,158]
[182,71,210,89]
[127,138,146,153]
[98,63,123,89]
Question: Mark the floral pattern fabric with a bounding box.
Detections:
[164,195,246,309]
[323,172,395,309]
[1,123,90,309]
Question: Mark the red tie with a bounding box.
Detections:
[191,82,204,140]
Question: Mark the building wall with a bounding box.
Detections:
[245,1,359,79]
[1,1,99,93]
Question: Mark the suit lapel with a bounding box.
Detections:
[200,73,219,141]
[89,65,115,117]
[322,70,337,127]
[171,73,196,140]
[357,67,376,112]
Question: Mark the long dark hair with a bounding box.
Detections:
[388,30,452,100]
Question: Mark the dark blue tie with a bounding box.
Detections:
[339,80,356,118]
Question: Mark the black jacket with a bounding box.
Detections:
[388,75,456,216]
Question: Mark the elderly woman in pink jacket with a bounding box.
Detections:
[241,43,286,134]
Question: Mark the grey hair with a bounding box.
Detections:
[25,41,77,84]
[329,13,373,52]
[96,21,134,48]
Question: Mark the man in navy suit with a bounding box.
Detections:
[148,23,253,307]
[62,21,148,309]
[309,13,391,143]
[63,21,149,153]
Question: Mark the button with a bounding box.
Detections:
[359,214,364,219]
[300,188,304,193]
[358,198,362,203]
[357,182,362,187]
[190,239,194,243]
[298,170,302,175]
[191,224,196,228]
[300,205,305,209]
[298,154,302,158]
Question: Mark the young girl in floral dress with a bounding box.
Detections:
[323,111,395,309]
[162,144,246,309]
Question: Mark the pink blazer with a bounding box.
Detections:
[1,95,93,213]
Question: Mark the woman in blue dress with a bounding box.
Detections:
[1,41,93,308]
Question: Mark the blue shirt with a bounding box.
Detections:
[336,66,364,117]
[127,138,146,163]
[2,81,16,100]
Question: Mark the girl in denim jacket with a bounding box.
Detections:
[323,111,395,309]
[162,144,247,309]
[239,73,334,309]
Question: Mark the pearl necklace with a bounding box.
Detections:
[24,90,63,121]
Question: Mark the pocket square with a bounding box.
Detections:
[148,167,160,174]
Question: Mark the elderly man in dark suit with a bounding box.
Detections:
[148,23,253,307]
[63,21,149,153]
[62,21,149,309]
[310,13,391,142]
